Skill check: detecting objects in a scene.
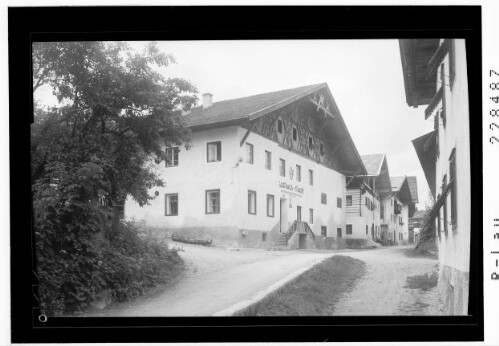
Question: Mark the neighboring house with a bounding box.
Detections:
[125,83,366,249]
[400,39,470,315]
[409,210,428,244]
[389,176,419,245]
[344,154,417,245]
[345,154,391,242]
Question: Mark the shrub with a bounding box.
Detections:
[35,215,182,316]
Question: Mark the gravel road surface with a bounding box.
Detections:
[86,243,443,317]
[332,245,444,315]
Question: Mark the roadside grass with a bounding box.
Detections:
[402,247,438,259]
[234,255,366,316]
[405,272,439,291]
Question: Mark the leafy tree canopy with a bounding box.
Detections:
[32,41,198,208]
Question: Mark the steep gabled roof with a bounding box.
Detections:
[361,154,385,176]
[406,176,419,204]
[181,83,366,175]
[391,176,406,192]
[391,175,418,217]
[183,83,325,129]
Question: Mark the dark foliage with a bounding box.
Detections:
[32,42,196,315]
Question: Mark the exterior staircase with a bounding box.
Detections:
[271,233,289,250]
[271,220,315,250]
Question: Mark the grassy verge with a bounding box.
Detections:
[405,272,439,291]
[234,255,366,316]
[403,247,438,259]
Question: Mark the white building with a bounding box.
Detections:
[388,176,418,245]
[345,154,389,242]
[400,39,471,315]
[346,154,418,245]
[125,83,366,249]
[346,153,418,246]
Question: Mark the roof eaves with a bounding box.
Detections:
[189,117,250,132]
[247,83,326,121]
[376,154,387,176]
[323,86,367,175]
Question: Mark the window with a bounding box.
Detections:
[365,197,368,206]
[441,64,447,128]
[309,169,314,186]
[391,199,393,206]
[296,165,301,182]
[165,147,179,167]
[292,126,298,141]
[267,194,274,217]
[265,150,272,170]
[246,143,254,164]
[346,224,352,235]
[346,195,352,206]
[449,149,457,229]
[321,226,327,237]
[437,205,442,239]
[248,190,257,215]
[380,202,385,219]
[297,206,302,221]
[321,193,327,205]
[277,119,283,134]
[337,197,342,208]
[309,209,314,224]
[308,136,314,150]
[279,159,286,177]
[370,200,373,211]
[206,189,220,214]
[320,142,324,156]
[262,232,267,242]
[443,175,448,235]
[449,39,456,89]
[207,141,221,162]
[165,194,178,216]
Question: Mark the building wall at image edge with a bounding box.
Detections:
[435,39,470,315]
[125,125,347,248]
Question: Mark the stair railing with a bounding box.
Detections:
[286,220,316,241]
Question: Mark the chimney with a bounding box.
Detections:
[203,93,213,109]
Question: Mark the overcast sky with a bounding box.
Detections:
[35,39,435,209]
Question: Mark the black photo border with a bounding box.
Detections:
[9,5,483,343]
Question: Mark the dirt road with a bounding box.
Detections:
[87,243,443,317]
[87,242,338,317]
[332,245,444,315]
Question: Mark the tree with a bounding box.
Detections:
[32,41,197,207]
[31,41,198,314]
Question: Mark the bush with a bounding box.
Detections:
[35,217,182,316]
[100,222,182,303]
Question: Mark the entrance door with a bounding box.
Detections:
[337,228,342,238]
[297,206,302,221]
[299,234,306,249]
[280,198,288,233]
